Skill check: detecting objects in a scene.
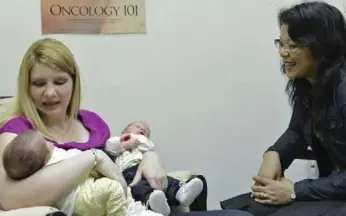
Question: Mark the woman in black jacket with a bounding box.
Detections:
[221,1,346,216]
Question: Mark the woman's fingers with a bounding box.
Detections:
[254,194,279,205]
[251,184,267,193]
[251,192,267,199]
[251,183,277,202]
[252,191,278,203]
[254,198,274,205]
[253,176,275,186]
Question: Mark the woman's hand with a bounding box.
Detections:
[251,176,294,205]
[120,134,139,150]
[255,151,282,183]
[129,151,168,190]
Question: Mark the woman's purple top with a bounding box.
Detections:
[0,109,110,150]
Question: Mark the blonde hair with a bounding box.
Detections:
[1,38,81,139]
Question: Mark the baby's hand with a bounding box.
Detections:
[120,135,139,150]
[120,134,131,142]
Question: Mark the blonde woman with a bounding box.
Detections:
[0,38,168,215]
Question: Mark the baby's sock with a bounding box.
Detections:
[175,178,203,206]
[147,190,171,216]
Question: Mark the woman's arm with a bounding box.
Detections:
[266,99,309,170]
[0,132,96,210]
[291,77,346,201]
[293,171,346,200]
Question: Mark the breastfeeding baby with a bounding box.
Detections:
[2,129,159,216]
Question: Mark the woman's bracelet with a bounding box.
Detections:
[91,148,98,169]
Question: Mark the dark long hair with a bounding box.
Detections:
[279,2,346,132]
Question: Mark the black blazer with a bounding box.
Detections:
[267,67,346,201]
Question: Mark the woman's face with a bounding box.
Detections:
[279,25,317,80]
[29,63,73,120]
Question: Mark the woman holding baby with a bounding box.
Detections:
[0,38,168,215]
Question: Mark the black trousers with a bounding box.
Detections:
[221,192,346,216]
[123,165,182,206]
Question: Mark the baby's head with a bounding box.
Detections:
[2,130,53,180]
[122,121,150,138]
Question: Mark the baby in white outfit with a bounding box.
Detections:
[105,121,204,216]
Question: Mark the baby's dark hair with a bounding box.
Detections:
[2,130,50,180]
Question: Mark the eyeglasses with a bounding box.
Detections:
[274,39,306,53]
